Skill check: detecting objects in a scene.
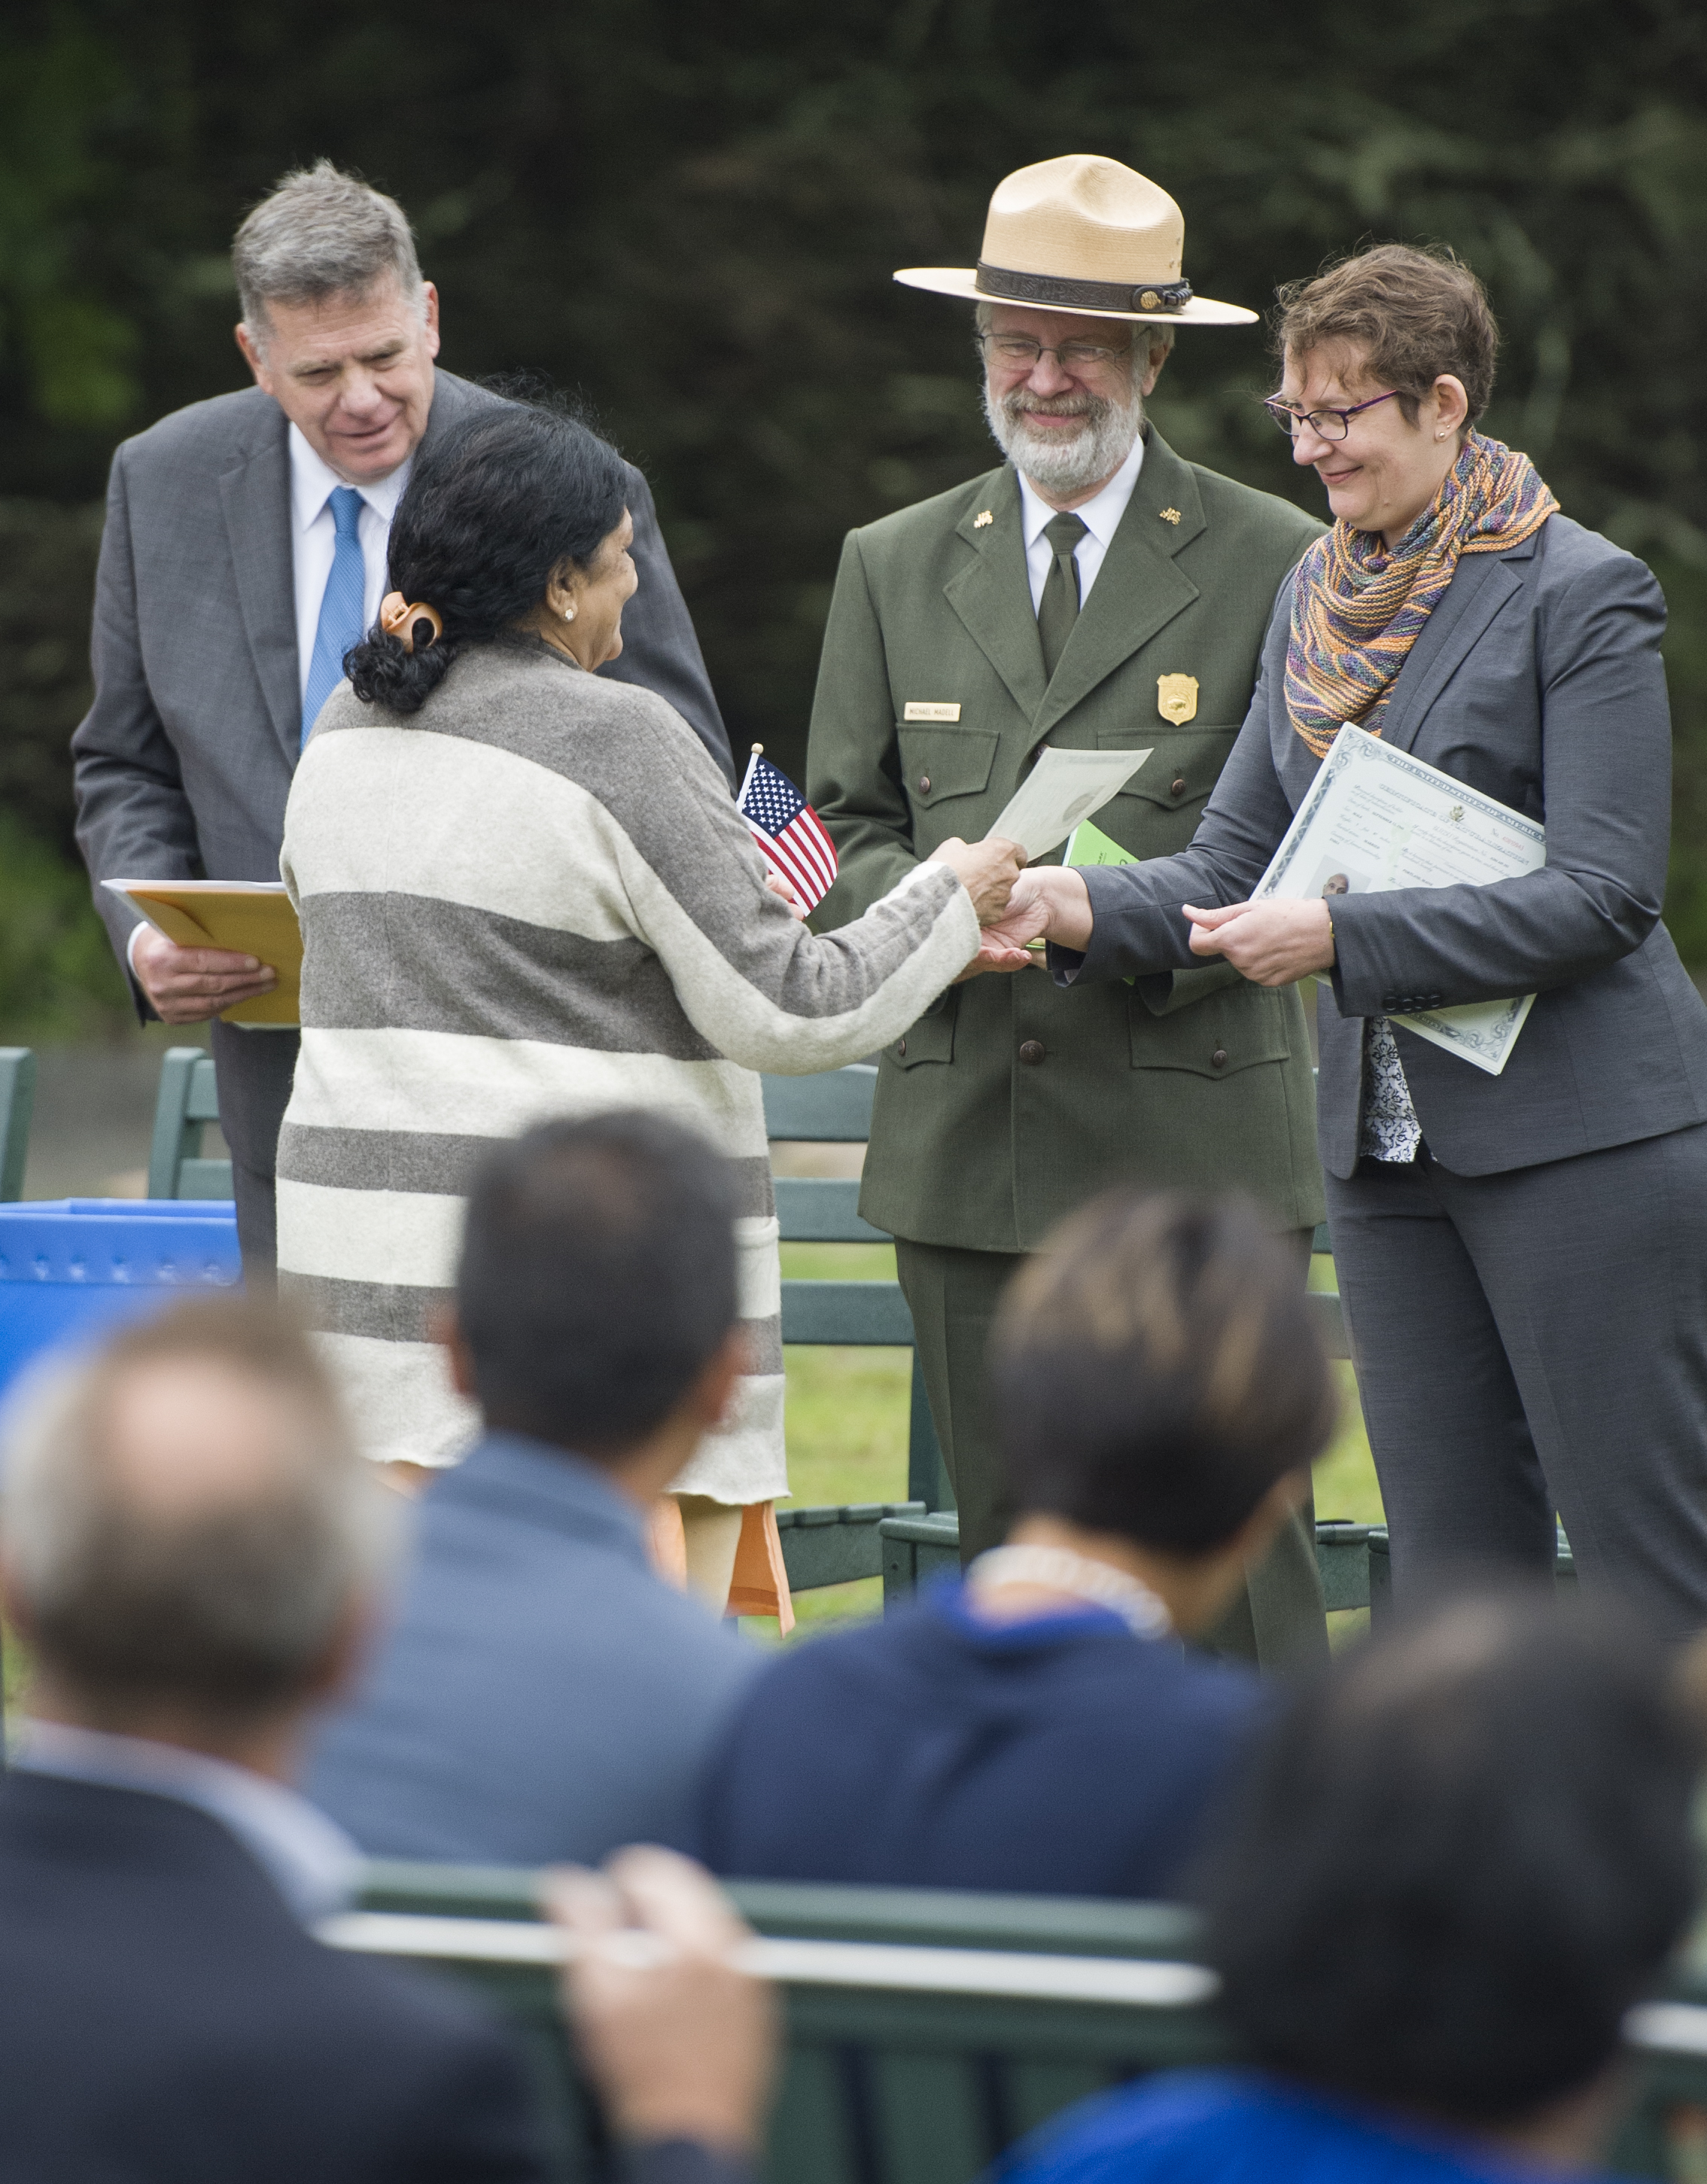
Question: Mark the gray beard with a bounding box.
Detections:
[981,379,1145,498]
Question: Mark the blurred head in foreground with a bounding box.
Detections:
[0,1297,395,1761]
[988,1192,1337,1634]
[1208,1591,1700,2148]
[448,1109,745,1492]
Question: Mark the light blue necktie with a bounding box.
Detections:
[301,485,367,746]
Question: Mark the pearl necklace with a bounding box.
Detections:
[966,1545,1173,1640]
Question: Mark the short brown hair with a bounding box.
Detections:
[1273,243,1499,426]
[991,1193,1337,1553]
[2,1296,396,1721]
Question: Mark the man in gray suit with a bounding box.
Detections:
[73,161,731,1280]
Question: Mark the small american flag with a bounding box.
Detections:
[738,748,838,912]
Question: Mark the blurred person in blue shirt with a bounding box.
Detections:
[694,1190,1337,1897]
[308,1111,762,1864]
[1003,1589,1702,2184]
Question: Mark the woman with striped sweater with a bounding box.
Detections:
[275,396,1021,1612]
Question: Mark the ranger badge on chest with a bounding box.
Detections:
[1156,674,1199,726]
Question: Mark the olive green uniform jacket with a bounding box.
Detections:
[807,429,1327,1250]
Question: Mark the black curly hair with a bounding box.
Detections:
[345,391,628,714]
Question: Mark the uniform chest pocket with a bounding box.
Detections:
[1097,726,1237,815]
[1130,984,1294,1077]
[898,723,999,809]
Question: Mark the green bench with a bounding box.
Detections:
[0,1047,35,1201]
[765,1066,1373,1609]
[765,1066,954,1599]
[148,1047,232,1200]
[138,1050,1395,1608]
[327,1860,1707,2183]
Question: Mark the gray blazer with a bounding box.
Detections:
[72,367,732,991]
[1063,515,1707,1180]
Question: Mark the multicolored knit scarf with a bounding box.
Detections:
[1285,430,1559,759]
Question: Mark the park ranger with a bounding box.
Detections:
[807,155,1328,1663]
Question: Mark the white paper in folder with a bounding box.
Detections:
[1252,726,1545,1077]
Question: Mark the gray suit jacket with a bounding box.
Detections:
[1062,514,1707,1180]
[72,367,732,995]
[306,1431,760,1863]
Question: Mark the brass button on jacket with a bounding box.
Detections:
[1018,1040,1046,1065]
[1211,1047,1228,1069]
[918,773,931,793]
[896,1036,907,1057]
[1170,775,1187,797]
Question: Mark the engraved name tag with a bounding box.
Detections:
[904,702,962,722]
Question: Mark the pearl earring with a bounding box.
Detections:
[564,606,575,621]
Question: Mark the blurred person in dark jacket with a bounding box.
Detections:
[0,1296,552,2182]
[693,1191,1335,1897]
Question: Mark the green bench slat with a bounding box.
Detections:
[0,1048,35,1202]
[176,1156,236,1199]
[782,1278,915,1348]
[1307,1287,1349,1360]
[762,1065,878,1142]
[774,1174,889,1244]
[777,1503,925,1589]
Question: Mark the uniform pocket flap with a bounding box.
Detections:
[1130,984,1293,1078]
[887,987,960,1068]
[898,724,1000,806]
[1097,727,1237,812]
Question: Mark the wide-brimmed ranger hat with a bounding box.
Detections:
[896,154,1256,328]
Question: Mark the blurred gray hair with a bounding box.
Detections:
[233,160,424,343]
[1,1296,399,1722]
[973,299,1176,364]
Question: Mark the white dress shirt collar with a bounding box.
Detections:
[288,424,410,534]
[288,425,412,706]
[14,1716,361,1924]
[1017,430,1146,553]
[1015,431,1146,613]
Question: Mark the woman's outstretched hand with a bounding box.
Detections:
[928,836,1027,924]
[1184,898,1335,985]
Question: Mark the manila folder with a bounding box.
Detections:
[105,880,303,1028]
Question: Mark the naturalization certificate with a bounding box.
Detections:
[985,745,1151,864]
[1252,726,1545,1077]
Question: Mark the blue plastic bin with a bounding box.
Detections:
[0,1200,242,1403]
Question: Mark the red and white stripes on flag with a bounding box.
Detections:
[737,749,839,913]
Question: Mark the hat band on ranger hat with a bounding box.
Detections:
[975,260,1194,315]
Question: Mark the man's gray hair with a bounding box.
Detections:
[1,1296,398,1720]
[233,159,424,340]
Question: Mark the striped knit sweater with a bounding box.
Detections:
[275,638,978,1494]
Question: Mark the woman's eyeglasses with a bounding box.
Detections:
[1261,390,1400,440]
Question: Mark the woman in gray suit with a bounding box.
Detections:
[992,243,1707,1631]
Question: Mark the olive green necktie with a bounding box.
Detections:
[1036,510,1088,681]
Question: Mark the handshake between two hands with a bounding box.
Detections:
[923,839,1337,989]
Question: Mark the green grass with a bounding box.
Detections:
[753,1243,1385,1644]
